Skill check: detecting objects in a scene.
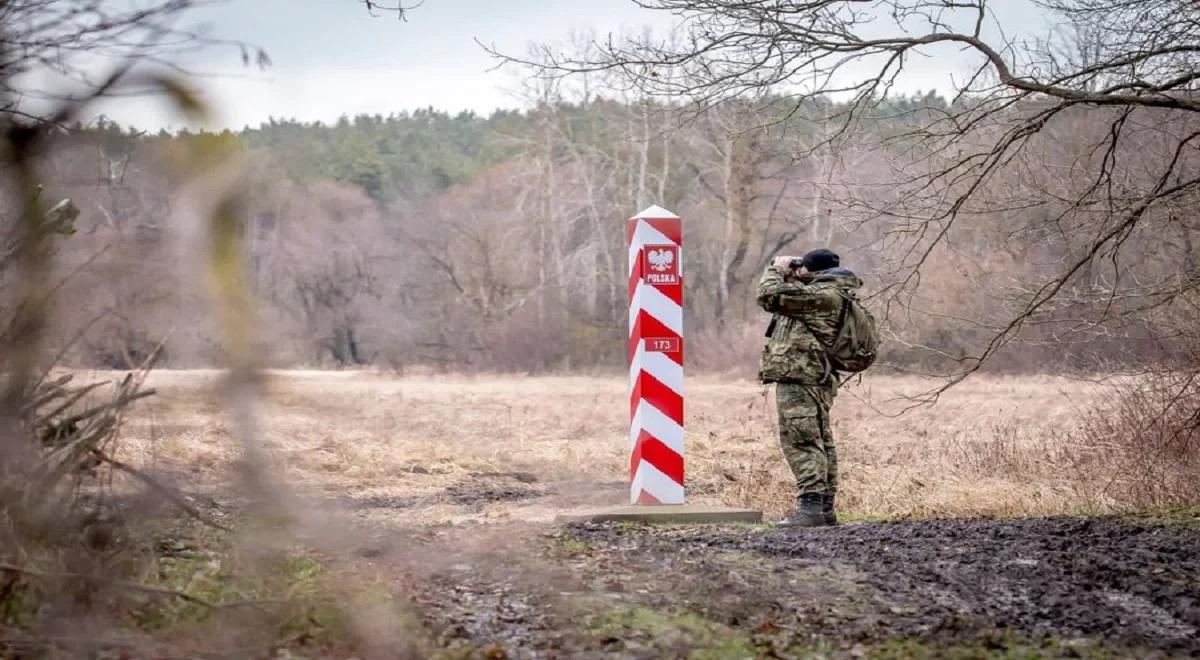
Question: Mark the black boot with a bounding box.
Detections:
[778,492,829,528]
[823,491,838,526]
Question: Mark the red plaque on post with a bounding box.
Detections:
[644,337,681,353]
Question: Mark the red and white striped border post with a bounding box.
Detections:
[627,205,685,504]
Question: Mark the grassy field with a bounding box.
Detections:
[22,369,1195,658]
[114,370,1114,522]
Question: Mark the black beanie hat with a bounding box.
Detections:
[800,248,840,272]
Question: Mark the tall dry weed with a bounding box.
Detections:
[1067,371,1200,508]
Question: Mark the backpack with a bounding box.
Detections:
[826,291,878,373]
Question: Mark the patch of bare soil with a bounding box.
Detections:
[410,517,1200,658]
[341,472,547,512]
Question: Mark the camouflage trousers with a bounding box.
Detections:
[775,382,838,496]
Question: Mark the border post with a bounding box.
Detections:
[627,205,685,504]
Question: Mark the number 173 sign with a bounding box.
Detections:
[644,337,680,353]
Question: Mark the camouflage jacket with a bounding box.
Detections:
[757,266,864,385]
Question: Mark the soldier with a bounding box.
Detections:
[757,248,866,527]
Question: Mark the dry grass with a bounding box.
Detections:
[104,370,1124,523]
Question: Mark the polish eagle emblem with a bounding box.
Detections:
[647,248,675,272]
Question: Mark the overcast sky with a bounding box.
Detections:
[90,0,1054,131]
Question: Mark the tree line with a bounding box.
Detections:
[25,89,1198,376]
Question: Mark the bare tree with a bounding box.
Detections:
[500,0,1200,390]
[251,177,386,365]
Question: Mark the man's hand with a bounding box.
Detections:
[773,255,797,271]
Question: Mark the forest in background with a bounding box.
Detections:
[30,88,1197,375]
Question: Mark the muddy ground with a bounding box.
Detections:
[392,478,1200,659]
[54,467,1199,658]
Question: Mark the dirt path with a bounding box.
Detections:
[408,515,1200,658]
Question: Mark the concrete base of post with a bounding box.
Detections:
[555,504,763,525]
